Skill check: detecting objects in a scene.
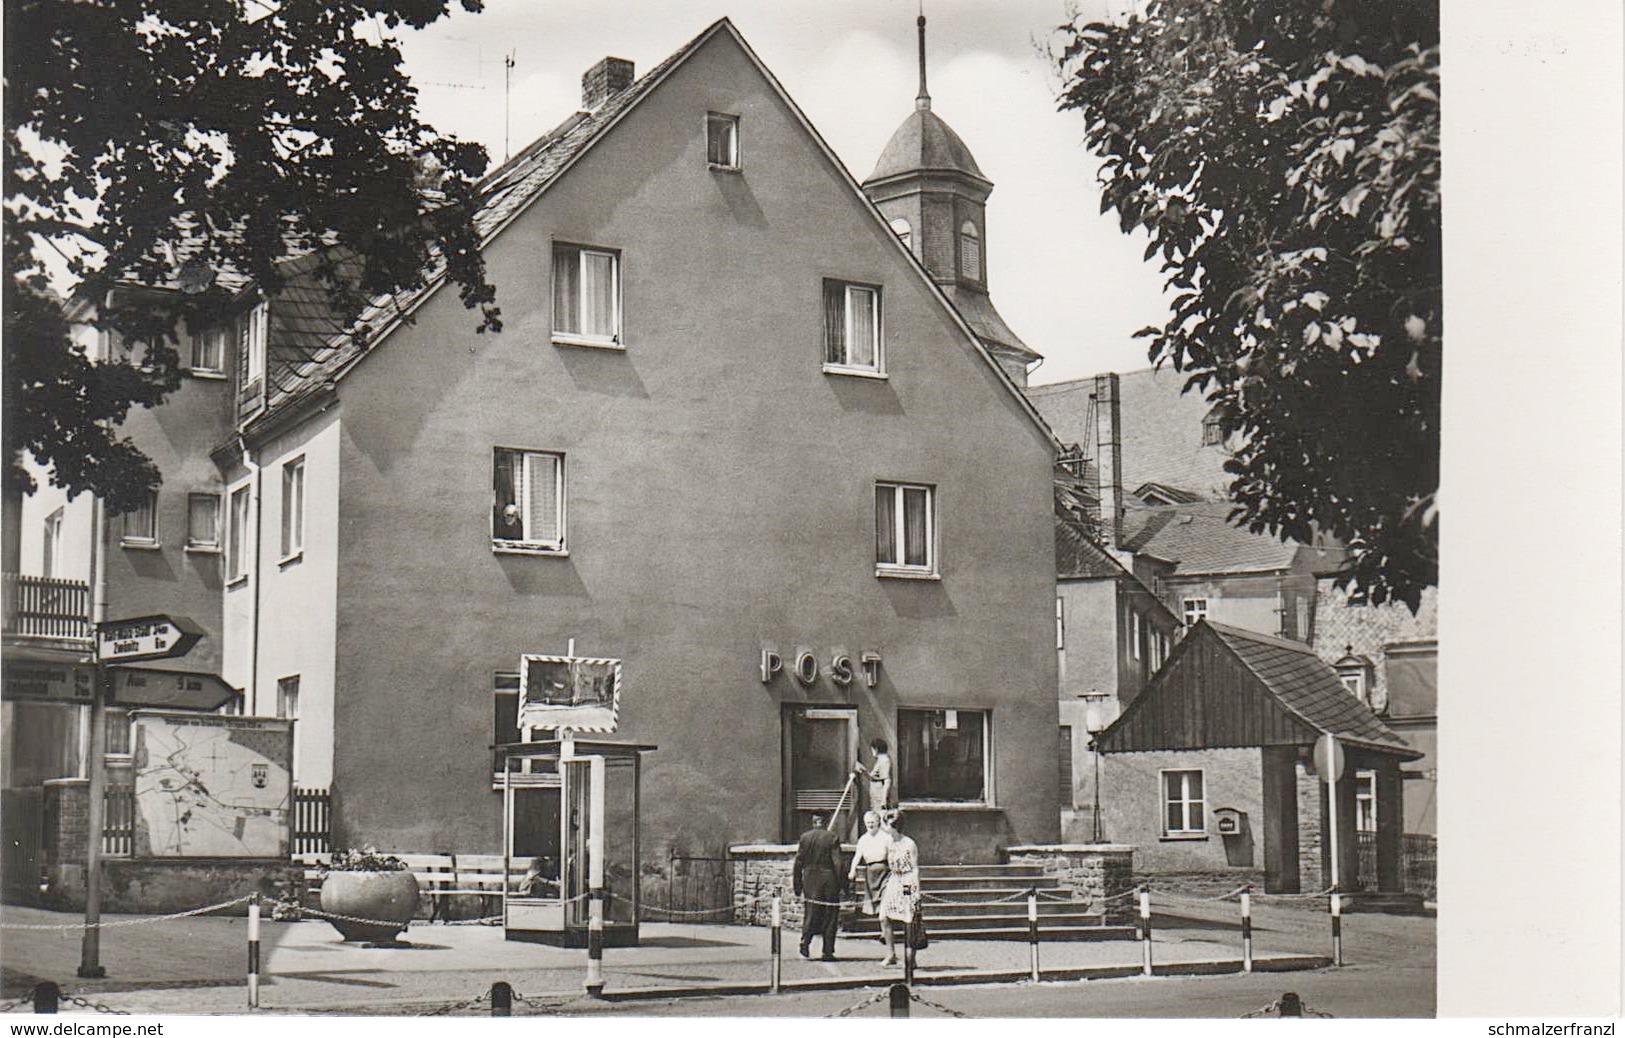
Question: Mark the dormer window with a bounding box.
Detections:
[889,217,912,251]
[959,221,981,282]
[1202,405,1225,446]
[190,322,228,375]
[1333,652,1376,705]
[706,112,740,170]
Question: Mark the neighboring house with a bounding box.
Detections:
[1314,583,1438,837]
[9,17,1064,908]
[1095,620,1419,896]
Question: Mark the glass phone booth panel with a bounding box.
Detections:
[499,740,651,947]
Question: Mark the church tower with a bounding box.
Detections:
[862,13,1041,386]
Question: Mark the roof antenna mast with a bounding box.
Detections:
[504,50,516,161]
[915,1,931,110]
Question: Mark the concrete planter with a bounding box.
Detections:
[319,869,420,942]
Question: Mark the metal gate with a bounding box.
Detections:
[1,788,43,905]
[663,852,731,922]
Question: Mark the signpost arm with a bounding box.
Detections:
[77,666,110,978]
[1328,762,1340,892]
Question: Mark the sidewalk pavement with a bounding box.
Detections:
[0,904,1333,1016]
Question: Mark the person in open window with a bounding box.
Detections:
[876,809,924,967]
[853,738,894,814]
[847,810,890,916]
[518,856,559,899]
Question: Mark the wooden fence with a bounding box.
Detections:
[293,787,332,854]
[2,574,91,642]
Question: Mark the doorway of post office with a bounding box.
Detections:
[783,706,858,841]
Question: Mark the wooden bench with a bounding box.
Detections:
[297,851,530,921]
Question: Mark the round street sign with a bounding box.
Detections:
[1313,734,1346,784]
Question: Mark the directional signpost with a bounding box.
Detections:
[1313,734,1347,891]
[80,614,207,978]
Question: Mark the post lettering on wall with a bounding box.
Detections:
[793,649,819,686]
[760,646,782,684]
[829,650,854,687]
[861,651,882,688]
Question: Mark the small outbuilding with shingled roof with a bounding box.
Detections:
[1095,620,1418,896]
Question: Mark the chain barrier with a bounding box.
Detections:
[824,987,892,1018]
[62,994,131,1016]
[1152,885,1250,904]
[1240,996,1335,1018]
[1250,887,1336,901]
[1094,887,1142,903]
[511,990,591,1013]
[909,991,972,1018]
[421,990,490,1017]
[0,895,254,931]
[1241,998,1283,1018]
[0,996,32,1013]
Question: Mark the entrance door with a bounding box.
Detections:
[783,706,858,840]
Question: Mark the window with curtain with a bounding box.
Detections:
[492,448,565,551]
[875,481,934,574]
[706,111,740,168]
[959,220,981,282]
[822,280,882,372]
[186,494,220,551]
[227,485,251,582]
[1355,769,1377,832]
[191,321,228,374]
[1162,769,1205,834]
[552,244,620,345]
[122,490,158,545]
[898,708,990,803]
[280,457,305,559]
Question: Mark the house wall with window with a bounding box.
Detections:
[1159,571,1318,644]
[1096,747,1266,876]
[317,28,1058,863]
[218,408,340,788]
[13,472,93,585]
[93,317,236,680]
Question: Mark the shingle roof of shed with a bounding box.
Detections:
[1207,621,1415,756]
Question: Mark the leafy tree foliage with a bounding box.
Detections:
[1055,1,1440,609]
[4,0,499,512]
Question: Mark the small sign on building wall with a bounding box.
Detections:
[519,651,621,733]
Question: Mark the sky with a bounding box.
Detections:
[392,0,1169,386]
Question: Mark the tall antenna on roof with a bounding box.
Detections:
[504,50,516,161]
[915,3,931,111]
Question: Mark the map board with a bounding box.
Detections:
[131,711,292,858]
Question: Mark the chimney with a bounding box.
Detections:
[582,57,635,111]
[1092,373,1124,549]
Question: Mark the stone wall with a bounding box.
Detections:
[1296,760,1324,892]
[728,845,800,927]
[1004,844,1136,924]
[43,859,302,914]
[42,778,89,867]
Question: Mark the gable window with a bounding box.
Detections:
[898,707,990,804]
[280,457,305,560]
[822,280,882,374]
[226,485,252,583]
[889,217,912,251]
[1182,598,1208,626]
[186,494,221,552]
[552,244,620,347]
[42,508,63,578]
[959,220,981,282]
[1162,769,1205,835]
[190,322,229,375]
[121,490,159,547]
[1202,406,1225,446]
[875,481,934,576]
[493,448,565,553]
[706,111,740,169]
[1130,609,1143,660]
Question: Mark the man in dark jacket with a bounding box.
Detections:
[792,813,844,960]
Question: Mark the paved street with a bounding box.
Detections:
[0,895,1433,1017]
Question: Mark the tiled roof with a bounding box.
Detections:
[1056,520,1126,580]
[1120,499,1309,576]
[254,21,726,420]
[1026,366,1233,498]
[1207,621,1416,757]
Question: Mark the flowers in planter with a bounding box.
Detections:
[323,847,408,873]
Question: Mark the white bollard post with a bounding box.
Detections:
[770,894,783,993]
[1027,889,1041,982]
[1139,886,1153,976]
[247,897,262,1008]
[1330,891,1343,967]
[1241,887,1254,974]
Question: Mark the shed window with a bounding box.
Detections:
[1162,769,1205,834]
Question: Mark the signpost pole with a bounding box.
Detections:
[77,665,110,978]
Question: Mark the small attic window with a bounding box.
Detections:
[889,217,912,251]
[706,112,740,170]
[1201,405,1225,446]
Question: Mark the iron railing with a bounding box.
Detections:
[663,851,732,922]
[1356,830,1436,898]
[2,574,91,643]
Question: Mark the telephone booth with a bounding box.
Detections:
[497,739,654,947]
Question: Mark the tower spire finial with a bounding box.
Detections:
[915,5,930,110]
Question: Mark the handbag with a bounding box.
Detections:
[907,910,930,951]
